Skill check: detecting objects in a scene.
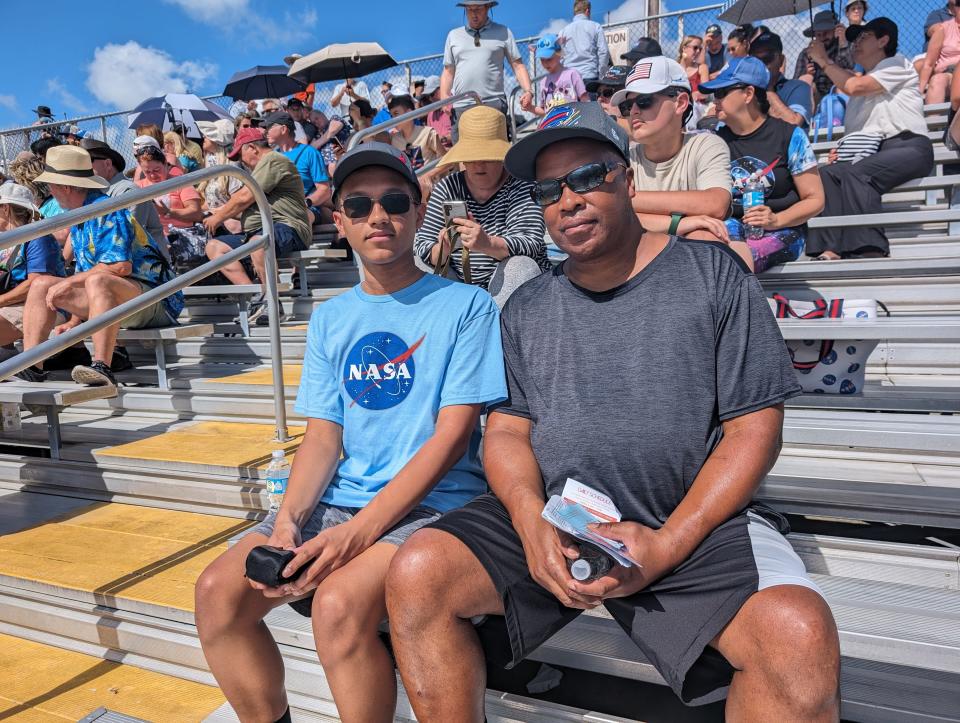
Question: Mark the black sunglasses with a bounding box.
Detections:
[531,162,625,207]
[712,84,749,99]
[340,192,416,219]
[597,87,616,99]
[471,28,482,47]
[616,88,681,117]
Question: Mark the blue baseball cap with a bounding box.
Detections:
[700,56,770,92]
[536,33,562,59]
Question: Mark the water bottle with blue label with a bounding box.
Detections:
[742,178,765,241]
[265,450,290,512]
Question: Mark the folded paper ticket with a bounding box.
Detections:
[541,479,636,568]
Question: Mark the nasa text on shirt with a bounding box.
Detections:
[342,331,426,410]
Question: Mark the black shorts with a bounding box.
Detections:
[218,222,306,257]
[428,494,822,706]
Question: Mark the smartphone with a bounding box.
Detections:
[442,200,468,249]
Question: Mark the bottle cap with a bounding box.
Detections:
[272,450,285,459]
[570,559,592,581]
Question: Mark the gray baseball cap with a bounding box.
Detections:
[503,102,630,182]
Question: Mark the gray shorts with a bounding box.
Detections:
[246,501,442,616]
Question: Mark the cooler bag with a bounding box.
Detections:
[771,295,885,395]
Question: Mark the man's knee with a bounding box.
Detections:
[205,239,229,259]
[387,530,460,618]
[83,273,123,299]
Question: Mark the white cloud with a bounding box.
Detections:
[163,0,318,47]
[609,0,650,24]
[46,78,89,114]
[86,42,218,109]
[0,95,16,112]
[536,17,569,38]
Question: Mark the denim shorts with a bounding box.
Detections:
[245,501,441,617]
[218,222,306,258]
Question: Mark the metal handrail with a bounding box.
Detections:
[508,73,547,140]
[348,91,481,150]
[0,165,290,443]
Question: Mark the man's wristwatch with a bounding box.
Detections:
[668,212,684,236]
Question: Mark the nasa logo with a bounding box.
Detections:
[342,332,425,410]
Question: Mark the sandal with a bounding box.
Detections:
[813,252,841,261]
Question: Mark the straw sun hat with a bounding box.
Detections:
[438,105,512,167]
[34,145,108,189]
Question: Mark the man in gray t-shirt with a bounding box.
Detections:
[441,0,533,111]
[386,103,840,720]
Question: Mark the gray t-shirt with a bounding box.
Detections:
[493,237,800,528]
[444,21,522,107]
[107,174,167,258]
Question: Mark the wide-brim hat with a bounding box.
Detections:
[457,0,498,6]
[32,105,53,118]
[34,145,108,189]
[196,119,236,147]
[804,10,840,36]
[438,105,511,167]
[0,182,41,218]
[80,138,126,173]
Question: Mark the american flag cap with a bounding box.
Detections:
[610,56,691,108]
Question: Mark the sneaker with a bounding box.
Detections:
[71,360,117,387]
[255,306,286,326]
[12,364,47,383]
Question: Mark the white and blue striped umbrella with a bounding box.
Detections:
[718,0,833,26]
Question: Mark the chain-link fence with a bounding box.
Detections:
[0,0,941,174]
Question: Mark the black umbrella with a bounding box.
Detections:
[718,0,832,26]
[224,65,307,101]
[287,43,398,84]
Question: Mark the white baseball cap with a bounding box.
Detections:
[0,182,40,217]
[610,57,691,107]
[423,75,442,96]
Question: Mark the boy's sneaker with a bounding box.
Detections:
[71,361,117,387]
[12,364,47,383]
[111,346,133,372]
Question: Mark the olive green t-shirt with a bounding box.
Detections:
[243,151,311,246]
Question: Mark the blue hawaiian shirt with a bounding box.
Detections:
[71,191,183,320]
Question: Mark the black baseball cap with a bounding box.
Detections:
[846,16,898,51]
[262,111,295,133]
[621,37,663,62]
[750,30,783,54]
[705,23,722,36]
[585,65,631,92]
[332,142,422,200]
[503,102,630,182]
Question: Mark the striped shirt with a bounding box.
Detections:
[414,171,549,289]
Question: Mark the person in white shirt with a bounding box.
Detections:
[559,0,610,90]
[330,79,372,119]
[805,17,934,259]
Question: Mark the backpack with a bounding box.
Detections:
[810,90,847,142]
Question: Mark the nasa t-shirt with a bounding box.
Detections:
[492,237,801,528]
[717,116,818,219]
[295,273,507,513]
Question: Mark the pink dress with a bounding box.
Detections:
[935,20,960,72]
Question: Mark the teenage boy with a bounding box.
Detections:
[611,56,737,246]
[195,143,507,723]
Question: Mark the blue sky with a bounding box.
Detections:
[0,0,933,130]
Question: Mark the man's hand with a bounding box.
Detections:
[827,148,839,164]
[259,520,369,599]
[567,522,678,601]
[53,317,82,336]
[520,91,534,111]
[677,215,731,242]
[742,205,779,230]
[807,40,829,68]
[203,213,222,236]
[45,279,76,312]
[517,515,603,609]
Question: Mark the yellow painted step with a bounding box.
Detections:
[96,421,304,470]
[206,365,302,387]
[0,502,252,612]
[0,632,224,721]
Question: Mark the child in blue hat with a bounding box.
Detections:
[521,33,590,116]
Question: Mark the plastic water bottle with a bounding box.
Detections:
[265,450,290,511]
[742,178,765,240]
[568,541,614,582]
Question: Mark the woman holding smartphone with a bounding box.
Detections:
[413,106,549,307]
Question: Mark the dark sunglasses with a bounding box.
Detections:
[134,146,165,161]
[531,162,625,207]
[597,87,616,98]
[471,28,482,47]
[712,84,749,99]
[340,192,415,219]
[616,88,681,117]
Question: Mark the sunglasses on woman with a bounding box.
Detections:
[616,88,681,117]
[597,87,616,99]
[531,161,626,207]
[340,192,416,219]
[712,84,749,99]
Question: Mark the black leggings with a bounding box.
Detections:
[806,131,935,257]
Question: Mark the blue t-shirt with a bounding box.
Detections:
[294,273,507,513]
[40,196,64,218]
[72,191,184,320]
[775,76,814,126]
[8,236,66,284]
[373,107,392,126]
[279,144,330,196]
